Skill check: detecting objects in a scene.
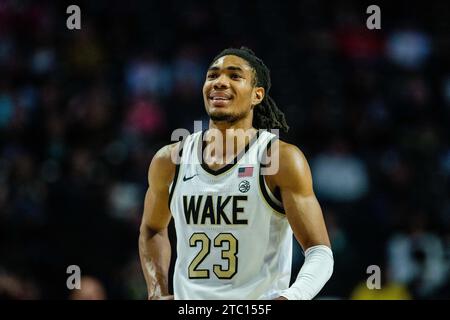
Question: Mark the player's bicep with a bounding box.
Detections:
[282,190,330,250]
[277,144,330,250]
[142,184,171,233]
[141,146,176,233]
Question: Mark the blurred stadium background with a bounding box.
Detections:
[0,0,449,299]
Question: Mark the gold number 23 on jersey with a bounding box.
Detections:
[188,232,238,279]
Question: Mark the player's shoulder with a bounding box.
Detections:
[269,138,307,162]
[152,142,181,164]
[151,131,200,167]
[148,142,181,184]
[270,139,310,181]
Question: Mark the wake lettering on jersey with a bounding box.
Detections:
[182,195,248,225]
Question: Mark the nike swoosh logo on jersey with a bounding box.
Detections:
[183,174,198,182]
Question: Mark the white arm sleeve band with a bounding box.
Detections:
[280,245,334,300]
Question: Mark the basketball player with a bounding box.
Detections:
[139,47,334,300]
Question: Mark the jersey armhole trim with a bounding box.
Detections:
[258,136,286,215]
[168,143,184,209]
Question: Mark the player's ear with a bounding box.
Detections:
[252,87,265,106]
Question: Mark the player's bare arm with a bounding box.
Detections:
[269,140,331,249]
[266,140,333,299]
[139,142,180,300]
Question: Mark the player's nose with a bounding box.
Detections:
[213,74,230,89]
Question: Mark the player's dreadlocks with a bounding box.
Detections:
[212,47,290,133]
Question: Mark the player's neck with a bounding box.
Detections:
[208,118,256,142]
[208,121,254,134]
[208,114,253,130]
[205,120,257,164]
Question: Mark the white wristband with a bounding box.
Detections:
[280,245,334,300]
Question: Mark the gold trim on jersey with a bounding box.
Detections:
[196,129,260,177]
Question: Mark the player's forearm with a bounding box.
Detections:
[280,245,333,300]
[138,226,171,298]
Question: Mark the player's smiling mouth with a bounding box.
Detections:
[208,92,233,101]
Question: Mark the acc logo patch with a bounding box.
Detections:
[239,180,250,193]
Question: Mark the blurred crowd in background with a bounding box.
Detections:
[0,0,449,299]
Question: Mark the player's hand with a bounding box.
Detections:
[273,296,288,300]
[148,295,174,300]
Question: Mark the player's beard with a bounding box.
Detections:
[208,109,248,124]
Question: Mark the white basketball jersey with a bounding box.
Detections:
[169,130,293,300]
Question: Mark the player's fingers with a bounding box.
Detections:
[148,295,174,300]
[158,295,174,300]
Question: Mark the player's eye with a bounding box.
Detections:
[207,73,218,79]
[230,73,242,79]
